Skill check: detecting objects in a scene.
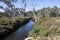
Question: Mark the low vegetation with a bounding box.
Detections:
[0,17,30,39]
[0,17,30,32]
[29,17,60,38]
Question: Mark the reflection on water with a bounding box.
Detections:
[5,21,34,40]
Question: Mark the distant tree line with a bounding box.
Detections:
[0,6,60,18]
[26,6,60,18]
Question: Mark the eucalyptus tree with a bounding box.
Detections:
[38,10,44,18]
[0,0,17,21]
[0,0,17,13]
[0,0,17,5]
[57,8,60,16]
[41,8,46,17]
[21,0,26,17]
[52,6,59,17]
[18,8,22,17]
[13,8,22,17]
[0,6,12,17]
[45,7,51,18]
[32,4,37,21]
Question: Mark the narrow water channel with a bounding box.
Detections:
[5,21,34,40]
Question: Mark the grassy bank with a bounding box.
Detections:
[29,17,60,39]
[0,17,30,39]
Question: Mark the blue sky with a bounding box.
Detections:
[0,0,60,12]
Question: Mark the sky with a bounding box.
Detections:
[0,0,60,12]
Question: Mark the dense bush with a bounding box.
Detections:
[0,18,27,33]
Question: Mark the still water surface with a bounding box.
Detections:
[5,21,34,40]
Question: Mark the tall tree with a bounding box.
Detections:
[52,6,59,17]
[0,0,17,19]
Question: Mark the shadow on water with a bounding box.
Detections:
[5,21,34,40]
